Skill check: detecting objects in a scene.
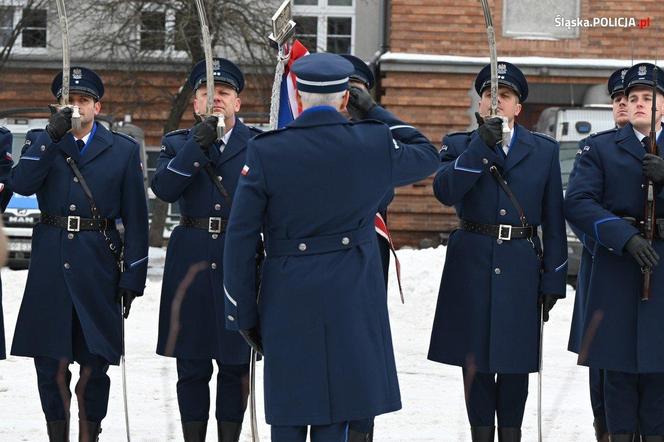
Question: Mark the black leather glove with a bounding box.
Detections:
[475,112,503,148]
[116,288,139,319]
[192,115,218,150]
[46,106,73,143]
[239,327,263,356]
[624,234,659,268]
[347,86,377,120]
[643,153,664,184]
[539,294,558,322]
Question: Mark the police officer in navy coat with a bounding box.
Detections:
[565,63,664,441]
[10,67,149,441]
[428,62,567,442]
[0,125,13,361]
[567,67,629,442]
[151,58,259,442]
[223,53,439,442]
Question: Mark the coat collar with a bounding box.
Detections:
[59,122,114,165]
[287,106,349,128]
[502,124,534,172]
[216,119,252,165]
[615,123,653,161]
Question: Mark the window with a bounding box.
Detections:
[0,6,13,46]
[21,7,47,48]
[136,4,187,55]
[293,0,354,53]
[140,10,166,51]
[503,0,579,39]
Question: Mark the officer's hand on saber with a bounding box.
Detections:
[625,234,660,268]
[475,112,503,148]
[239,327,263,356]
[192,115,219,150]
[116,288,139,319]
[347,86,377,120]
[643,153,664,184]
[539,294,558,322]
[46,106,74,143]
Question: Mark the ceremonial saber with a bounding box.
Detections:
[54,0,80,130]
[538,304,544,442]
[479,0,510,139]
[194,0,225,142]
[121,296,131,442]
[268,0,297,130]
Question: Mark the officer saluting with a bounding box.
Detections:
[0,125,13,361]
[428,62,567,442]
[10,67,149,441]
[223,53,438,442]
[566,67,629,442]
[151,58,260,442]
[565,63,664,441]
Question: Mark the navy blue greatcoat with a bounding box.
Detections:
[10,124,149,365]
[223,106,439,426]
[152,120,259,362]
[565,124,664,373]
[0,126,14,360]
[428,125,568,373]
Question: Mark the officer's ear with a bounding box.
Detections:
[94,100,101,117]
[339,89,350,112]
[296,90,303,110]
[514,96,522,118]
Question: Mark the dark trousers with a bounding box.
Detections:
[590,368,607,430]
[349,417,374,433]
[176,358,249,423]
[271,422,349,442]
[462,369,529,428]
[34,311,110,423]
[604,370,664,435]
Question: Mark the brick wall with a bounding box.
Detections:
[0,67,271,148]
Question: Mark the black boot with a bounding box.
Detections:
[471,426,495,442]
[609,435,636,442]
[498,427,521,442]
[348,427,374,442]
[641,436,664,442]
[594,419,609,442]
[46,420,69,442]
[182,421,207,442]
[217,421,242,442]
[78,421,101,442]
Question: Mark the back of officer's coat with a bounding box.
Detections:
[565,124,664,373]
[0,127,13,360]
[223,107,439,426]
[151,121,259,362]
[428,126,567,374]
[10,125,148,365]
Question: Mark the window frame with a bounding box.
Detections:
[293,0,355,53]
[0,1,49,54]
[135,2,188,58]
[502,0,580,40]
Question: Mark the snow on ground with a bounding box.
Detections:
[0,246,595,441]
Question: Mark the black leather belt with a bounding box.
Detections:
[460,219,536,240]
[40,213,116,232]
[180,216,227,234]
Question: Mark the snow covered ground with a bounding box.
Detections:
[0,246,595,441]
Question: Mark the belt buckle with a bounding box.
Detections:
[208,217,222,234]
[498,224,512,241]
[67,216,81,232]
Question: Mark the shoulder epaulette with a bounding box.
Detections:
[164,128,189,138]
[531,131,557,144]
[112,131,138,144]
[0,126,8,135]
[253,127,287,140]
[589,127,618,138]
[446,130,472,137]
